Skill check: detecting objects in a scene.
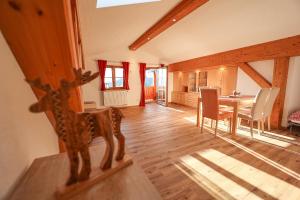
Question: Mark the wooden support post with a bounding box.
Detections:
[271,57,290,129]
[239,62,271,88]
[0,0,84,152]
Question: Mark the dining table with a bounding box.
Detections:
[196,95,255,137]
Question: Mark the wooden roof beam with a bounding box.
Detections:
[169,35,300,72]
[129,0,209,51]
[271,57,290,129]
[238,62,271,88]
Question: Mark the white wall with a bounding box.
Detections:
[77,0,170,106]
[236,60,274,95]
[236,58,300,127]
[0,33,59,199]
[81,49,164,107]
[283,57,300,127]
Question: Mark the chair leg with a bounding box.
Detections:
[201,117,204,133]
[268,116,271,131]
[211,119,213,128]
[215,120,218,137]
[261,119,265,134]
[250,120,254,138]
[238,117,241,128]
[229,118,232,134]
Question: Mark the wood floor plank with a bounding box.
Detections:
[118,103,300,200]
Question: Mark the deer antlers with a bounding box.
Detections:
[60,68,99,89]
[26,78,52,92]
[72,68,99,87]
[26,69,99,92]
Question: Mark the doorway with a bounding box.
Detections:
[145,69,156,102]
[145,66,168,106]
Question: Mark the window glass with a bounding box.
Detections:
[104,77,113,88]
[105,67,112,77]
[145,70,154,87]
[115,68,124,78]
[116,78,124,87]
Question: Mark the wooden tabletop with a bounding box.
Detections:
[8,143,162,200]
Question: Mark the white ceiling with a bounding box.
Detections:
[78,0,300,64]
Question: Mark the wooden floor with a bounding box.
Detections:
[120,103,300,200]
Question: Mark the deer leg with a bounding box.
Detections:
[100,129,114,170]
[78,145,91,182]
[114,129,125,161]
[66,148,79,186]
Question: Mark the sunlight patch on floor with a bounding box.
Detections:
[236,129,291,148]
[196,149,300,200]
[219,136,300,181]
[177,155,263,200]
[183,116,197,123]
[165,106,185,113]
[192,116,292,148]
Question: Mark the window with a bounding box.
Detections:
[104,66,124,89]
[97,0,160,8]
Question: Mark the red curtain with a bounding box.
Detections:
[139,63,146,106]
[122,61,130,90]
[97,60,107,91]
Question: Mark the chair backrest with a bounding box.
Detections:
[201,89,219,120]
[251,88,271,120]
[263,87,280,117]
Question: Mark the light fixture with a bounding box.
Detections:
[172,18,176,22]
[147,37,150,40]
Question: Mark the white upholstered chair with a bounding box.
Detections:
[263,87,280,130]
[238,88,271,137]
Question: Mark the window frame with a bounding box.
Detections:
[105,65,125,90]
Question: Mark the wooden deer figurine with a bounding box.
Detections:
[26,69,125,186]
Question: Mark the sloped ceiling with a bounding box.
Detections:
[78,0,300,64]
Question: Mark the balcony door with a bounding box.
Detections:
[155,67,167,106]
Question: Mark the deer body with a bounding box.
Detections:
[27,69,125,185]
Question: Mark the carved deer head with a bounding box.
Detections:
[26,69,99,113]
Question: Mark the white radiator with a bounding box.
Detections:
[103,90,128,106]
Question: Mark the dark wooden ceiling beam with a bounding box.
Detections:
[238,62,271,88]
[129,0,209,51]
[169,35,300,72]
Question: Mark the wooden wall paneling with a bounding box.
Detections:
[239,62,271,88]
[271,57,290,129]
[129,0,209,50]
[169,35,300,72]
[0,0,83,151]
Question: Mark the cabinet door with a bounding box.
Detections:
[171,92,177,103]
[221,67,237,96]
[207,69,222,89]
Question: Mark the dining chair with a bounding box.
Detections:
[200,89,233,136]
[238,88,271,137]
[263,87,280,130]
